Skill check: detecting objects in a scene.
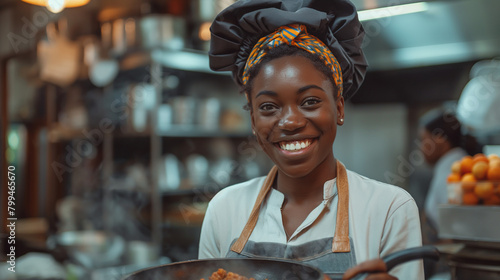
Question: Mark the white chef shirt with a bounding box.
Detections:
[424,147,467,228]
[199,168,424,279]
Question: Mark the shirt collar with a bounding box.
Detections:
[323,178,338,207]
[269,177,339,208]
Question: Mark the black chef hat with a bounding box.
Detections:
[209,0,368,100]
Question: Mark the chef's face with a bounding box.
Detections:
[249,55,344,178]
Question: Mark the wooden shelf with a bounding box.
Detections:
[48,125,252,141]
[156,126,252,138]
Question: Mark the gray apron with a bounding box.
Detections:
[226,160,356,279]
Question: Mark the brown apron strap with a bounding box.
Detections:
[230,165,278,253]
[332,160,350,252]
[230,160,351,254]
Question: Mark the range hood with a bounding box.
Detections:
[3,0,500,73]
[352,0,500,70]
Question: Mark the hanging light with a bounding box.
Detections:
[46,0,64,13]
[21,0,91,13]
[198,22,211,41]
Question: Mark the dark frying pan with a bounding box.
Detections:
[123,258,327,280]
[122,246,439,280]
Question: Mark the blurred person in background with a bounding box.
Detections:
[418,108,482,278]
[419,108,482,231]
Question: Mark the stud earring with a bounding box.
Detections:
[252,129,255,135]
[340,118,344,122]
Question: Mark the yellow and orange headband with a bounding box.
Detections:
[241,24,343,97]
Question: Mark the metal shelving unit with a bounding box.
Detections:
[98,55,256,261]
[438,205,500,279]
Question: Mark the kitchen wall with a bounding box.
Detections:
[0,9,13,57]
[0,4,49,58]
[335,102,409,187]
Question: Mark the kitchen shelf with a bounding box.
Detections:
[87,127,252,139]
[47,125,152,141]
[109,187,220,199]
[151,49,230,75]
[160,187,220,197]
[109,48,222,75]
[156,126,252,138]
[113,130,154,138]
[107,181,223,194]
[48,126,90,142]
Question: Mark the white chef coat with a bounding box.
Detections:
[424,147,467,228]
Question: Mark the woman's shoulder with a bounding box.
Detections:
[347,169,413,195]
[346,169,416,209]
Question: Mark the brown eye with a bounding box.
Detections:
[259,103,278,112]
[302,98,321,107]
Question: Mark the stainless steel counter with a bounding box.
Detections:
[438,205,500,244]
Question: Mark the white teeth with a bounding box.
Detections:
[279,140,312,151]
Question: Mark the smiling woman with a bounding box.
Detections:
[198,1,424,280]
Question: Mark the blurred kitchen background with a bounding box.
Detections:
[1,0,500,279]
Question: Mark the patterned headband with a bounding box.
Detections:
[241,24,343,97]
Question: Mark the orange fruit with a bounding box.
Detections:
[461,173,476,183]
[472,154,489,165]
[460,156,474,174]
[490,159,500,168]
[488,154,500,161]
[474,153,486,157]
[474,182,495,199]
[487,166,500,181]
[484,195,500,206]
[472,161,489,180]
[461,173,476,192]
[451,160,462,174]
[447,173,461,183]
[462,192,479,205]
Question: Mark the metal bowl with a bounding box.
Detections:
[48,230,125,268]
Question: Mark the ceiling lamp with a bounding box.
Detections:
[21,0,90,13]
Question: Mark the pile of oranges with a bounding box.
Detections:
[447,153,500,205]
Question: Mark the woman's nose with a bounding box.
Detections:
[278,106,306,131]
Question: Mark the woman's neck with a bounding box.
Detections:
[276,156,338,203]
